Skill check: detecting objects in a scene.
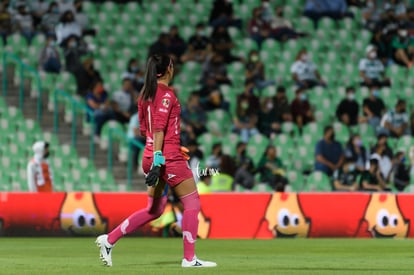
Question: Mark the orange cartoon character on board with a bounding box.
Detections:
[361,193,409,238]
[264,193,310,238]
[60,192,107,235]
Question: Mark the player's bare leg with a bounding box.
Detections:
[174,178,217,267]
[96,180,167,267]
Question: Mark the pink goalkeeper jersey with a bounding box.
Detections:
[138,83,182,161]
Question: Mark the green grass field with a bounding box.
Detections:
[0,238,413,274]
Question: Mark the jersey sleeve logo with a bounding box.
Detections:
[162,98,170,108]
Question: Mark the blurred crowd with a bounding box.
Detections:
[2,0,414,193]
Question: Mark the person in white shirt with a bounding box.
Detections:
[41,1,61,34]
[14,3,35,44]
[27,141,53,192]
[112,77,135,125]
[291,48,326,90]
[55,9,81,46]
[380,99,410,138]
[359,45,391,87]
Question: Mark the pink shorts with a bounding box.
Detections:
[142,157,194,188]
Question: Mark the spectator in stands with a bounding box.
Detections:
[41,1,60,35]
[181,22,212,63]
[27,141,53,192]
[201,52,232,86]
[15,3,36,44]
[362,0,383,30]
[371,141,393,183]
[362,85,386,132]
[86,80,112,139]
[332,159,359,191]
[209,0,242,29]
[336,87,360,126]
[403,7,414,29]
[73,54,101,96]
[148,32,170,57]
[74,0,90,34]
[59,0,75,13]
[0,2,12,45]
[370,27,393,65]
[197,175,211,194]
[64,35,88,73]
[384,0,407,20]
[112,77,136,125]
[258,97,280,138]
[38,34,61,74]
[186,140,204,183]
[210,25,238,63]
[210,154,236,192]
[303,0,354,28]
[359,158,388,191]
[257,145,288,191]
[168,25,187,63]
[233,81,260,142]
[371,133,393,159]
[392,27,414,68]
[270,5,307,42]
[181,92,207,142]
[233,142,255,190]
[206,143,222,170]
[56,10,82,48]
[198,75,229,111]
[30,0,49,28]
[359,45,391,87]
[392,150,410,191]
[291,48,326,90]
[315,125,344,177]
[273,86,292,123]
[291,88,314,133]
[380,99,409,138]
[245,49,275,90]
[344,134,369,172]
[123,58,144,92]
[127,112,145,173]
[248,7,271,47]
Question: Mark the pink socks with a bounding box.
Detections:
[107,196,167,245]
[180,191,200,261]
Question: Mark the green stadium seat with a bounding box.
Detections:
[286,170,305,192]
[305,171,332,192]
[247,133,269,166]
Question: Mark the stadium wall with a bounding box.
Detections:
[0,192,412,239]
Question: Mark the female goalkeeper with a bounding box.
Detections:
[96,54,216,268]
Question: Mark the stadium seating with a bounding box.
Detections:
[1,0,414,193]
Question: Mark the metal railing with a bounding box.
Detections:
[2,52,43,121]
[2,52,145,190]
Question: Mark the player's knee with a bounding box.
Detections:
[148,196,167,218]
[181,191,200,212]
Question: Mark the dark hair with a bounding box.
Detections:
[212,143,221,151]
[236,141,246,150]
[396,99,406,106]
[60,10,74,23]
[48,1,58,12]
[140,54,172,101]
[369,158,379,167]
[277,86,286,93]
[324,125,333,134]
[346,86,355,93]
[219,155,237,175]
[127,58,137,69]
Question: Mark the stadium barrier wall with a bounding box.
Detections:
[0,192,413,238]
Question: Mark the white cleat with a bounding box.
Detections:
[181,256,217,268]
[95,234,114,267]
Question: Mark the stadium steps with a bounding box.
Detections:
[0,66,146,191]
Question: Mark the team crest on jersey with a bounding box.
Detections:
[162,98,170,108]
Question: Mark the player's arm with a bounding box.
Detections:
[138,100,146,137]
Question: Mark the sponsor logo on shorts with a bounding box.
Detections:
[168,174,176,180]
